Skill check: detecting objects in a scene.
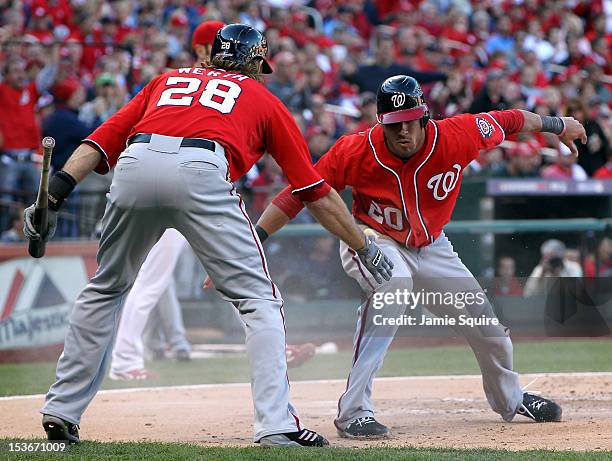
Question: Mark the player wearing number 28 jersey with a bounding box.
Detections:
[85,66,321,197]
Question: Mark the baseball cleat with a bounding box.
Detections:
[517,392,562,422]
[108,368,158,381]
[42,414,80,444]
[336,416,390,439]
[259,428,329,447]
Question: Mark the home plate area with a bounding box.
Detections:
[1,372,611,451]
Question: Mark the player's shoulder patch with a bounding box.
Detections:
[475,115,495,139]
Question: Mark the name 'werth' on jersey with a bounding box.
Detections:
[84,66,328,201]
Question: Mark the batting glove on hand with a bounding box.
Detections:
[356,236,393,284]
[23,204,58,242]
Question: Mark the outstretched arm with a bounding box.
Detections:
[517,110,587,157]
[257,189,365,251]
[256,188,393,284]
[256,203,291,238]
[490,110,587,156]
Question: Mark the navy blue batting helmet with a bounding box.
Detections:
[376,75,429,127]
[211,24,273,74]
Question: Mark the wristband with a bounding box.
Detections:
[255,225,269,243]
[540,116,566,135]
[48,170,77,211]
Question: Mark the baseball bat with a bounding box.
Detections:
[28,137,55,258]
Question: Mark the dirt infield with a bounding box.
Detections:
[2,373,611,451]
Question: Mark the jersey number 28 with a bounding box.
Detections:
[157,77,242,114]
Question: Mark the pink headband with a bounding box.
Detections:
[378,105,427,124]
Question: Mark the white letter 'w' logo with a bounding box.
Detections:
[427,164,462,200]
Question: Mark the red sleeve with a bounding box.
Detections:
[272,185,303,219]
[84,78,159,174]
[488,110,524,136]
[442,113,506,164]
[272,136,350,217]
[265,100,330,201]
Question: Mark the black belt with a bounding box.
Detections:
[128,134,215,151]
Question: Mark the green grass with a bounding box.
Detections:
[0,339,610,397]
[0,440,610,461]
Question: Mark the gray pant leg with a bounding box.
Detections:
[335,240,415,429]
[42,145,168,424]
[170,147,298,441]
[42,207,165,424]
[415,233,523,421]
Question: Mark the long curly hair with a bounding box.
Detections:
[202,56,264,82]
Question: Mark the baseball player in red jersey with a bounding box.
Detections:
[111,20,317,380]
[109,20,225,381]
[257,75,588,438]
[23,24,392,447]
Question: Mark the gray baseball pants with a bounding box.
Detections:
[42,135,300,441]
[335,233,523,429]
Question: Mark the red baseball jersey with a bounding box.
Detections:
[84,67,329,201]
[274,111,523,248]
[0,82,40,150]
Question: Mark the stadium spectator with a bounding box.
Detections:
[495,256,523,297]
[307,126,334,162]
[430,71,472,118]
[266,51,311,111]
[0,51,58,227]
[584,238,612,278]
[495,142,541,178]
[79,73,125,126]
[524,239,583,297]
[565,98,610,176]
[469,70,510,113]
[593,150,612,179]
[564,248,581,266]
[0,208,25,242]
[351,92,377,133]
[485,16,515,58]
[43,79,93,171]
[349,35,446,94]
[541,143,588,180]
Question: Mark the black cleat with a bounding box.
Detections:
[337,416,390,439]
[517,392,562,422]
[259,428,329,447]
[42,414,80,444]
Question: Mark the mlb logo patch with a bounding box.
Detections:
[475,116,494,139]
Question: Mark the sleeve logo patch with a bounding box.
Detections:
[476,116,494,139]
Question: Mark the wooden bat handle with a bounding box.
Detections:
[28,137,55,258]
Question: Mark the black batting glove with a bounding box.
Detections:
[356,236,394,284]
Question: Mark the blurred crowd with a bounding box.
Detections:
[0,0,611,238]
